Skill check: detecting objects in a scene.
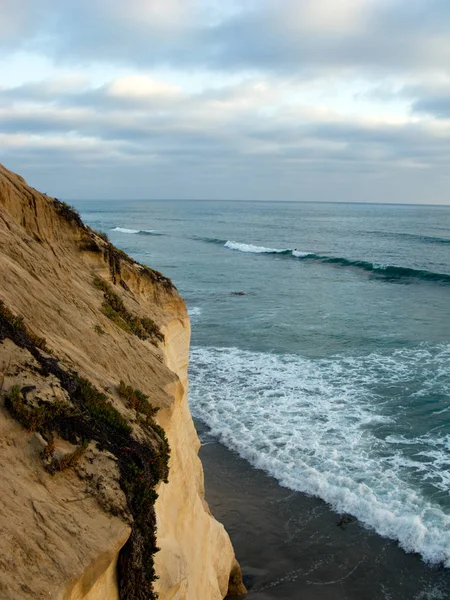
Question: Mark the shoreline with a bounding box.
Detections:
[195,419,450,600]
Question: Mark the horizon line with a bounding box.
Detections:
[67,198,450,208]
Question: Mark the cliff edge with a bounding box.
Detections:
[0,164,246,600]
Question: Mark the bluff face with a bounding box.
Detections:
[0,164,245,600]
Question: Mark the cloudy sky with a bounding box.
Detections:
[1,0,450,203]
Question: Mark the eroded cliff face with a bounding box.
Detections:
[0,164,245,600]
[155,317,243,600]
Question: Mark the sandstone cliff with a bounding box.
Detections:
[0,164,245,600]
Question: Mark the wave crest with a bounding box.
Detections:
[111,227,161,236]
[221,239,450,284]
[225,240,291,254]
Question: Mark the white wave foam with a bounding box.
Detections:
[292,250,313,258]
[188,306,202,319]
[225,240,288,254]
[112,227,139,234]
[111,227,157,234]
[189,344,450,567]
[224,241,313,257]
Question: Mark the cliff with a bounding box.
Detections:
[0,164,246,600]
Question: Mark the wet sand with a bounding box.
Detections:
[195,420,450,600]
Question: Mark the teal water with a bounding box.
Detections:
[75,199,450,569]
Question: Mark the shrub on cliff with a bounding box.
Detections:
[0,300,48,351]
[93,277,164,345]
[93,229,109,242]
[52,198,85,228]
[118,380,159,421]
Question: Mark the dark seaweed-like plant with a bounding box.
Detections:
[0,300,170,600]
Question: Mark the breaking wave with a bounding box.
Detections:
[221,240,450,284]
[225,241,292,254]
[189,343,450,567]
[111,227,162,236]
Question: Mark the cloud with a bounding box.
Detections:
[408,79,450,119]
[2,75,450,200]
[1,1,450,202]
[0,0,54,48]
[106,75,181,99]
[413,96,450,118]
[366,75,450,120]
[2,0,450,75]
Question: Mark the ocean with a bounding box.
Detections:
[74,198,450,596]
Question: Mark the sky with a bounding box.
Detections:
[1,0,450,203]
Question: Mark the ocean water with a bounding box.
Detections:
[74,199,450,571]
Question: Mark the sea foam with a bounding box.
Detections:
[225,241,291,254]
[112,227,140,233]
[112,227,159,235]
[188,306,202,319]
[189,344,450,567]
